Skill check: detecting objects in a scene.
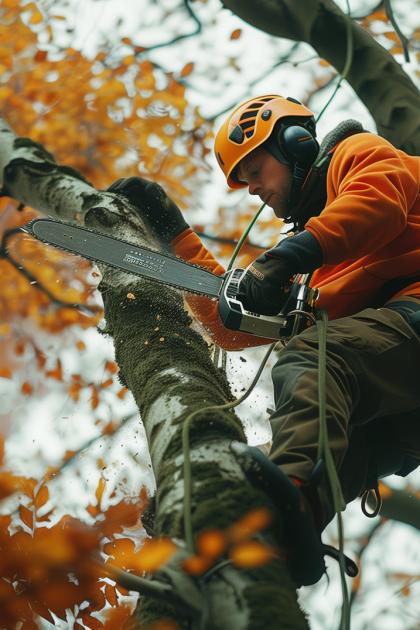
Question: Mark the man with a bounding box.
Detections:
[109,94,420,585]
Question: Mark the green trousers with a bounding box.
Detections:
[269,297,420,530]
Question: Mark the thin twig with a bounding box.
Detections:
[349,519,385,609]
[134,0,202,56]
[384,0,410,62]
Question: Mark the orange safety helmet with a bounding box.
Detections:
[214,94,317,189]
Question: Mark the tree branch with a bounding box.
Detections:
[221,0,420,153]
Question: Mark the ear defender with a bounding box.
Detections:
[277,125,319,168]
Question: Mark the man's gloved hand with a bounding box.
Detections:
[236,246,294,316]
[107,176,189,246]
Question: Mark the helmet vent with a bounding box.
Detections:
[237,97,276,140]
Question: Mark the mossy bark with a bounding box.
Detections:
[221,0,420,155]
[100,279,308,629]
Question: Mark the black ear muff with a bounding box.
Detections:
[278,125,319,167]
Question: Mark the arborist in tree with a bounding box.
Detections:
[109,94,420,587]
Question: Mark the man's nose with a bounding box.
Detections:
[248,182,261,196]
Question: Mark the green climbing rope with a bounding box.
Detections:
[316,309,350,630]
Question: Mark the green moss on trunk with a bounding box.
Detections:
[100,279,307,629]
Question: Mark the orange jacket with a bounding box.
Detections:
[172,132,420,350]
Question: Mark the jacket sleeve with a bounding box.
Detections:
[304,133,419,264]
[171,228,272,350]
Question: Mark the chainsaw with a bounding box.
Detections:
[18,218,319,340]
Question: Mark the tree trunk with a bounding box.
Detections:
[221,0,420,154]
[0,121,308,629]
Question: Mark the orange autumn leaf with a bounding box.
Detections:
[370,10,389,22]
[97,498,144,538]
[230,28,242,40]
[69,381,82,402]
[91,386,100,410]
[21,381,33,395]
[227,507,272,543]
[132,538,177,572]
[77,613,104,630]
[378,481,393,498]
[29,8,43,24]
[86,504,100,518]
[34,49,47,62]
[117,386,128,399]
[105,360,118,374]
[0,472,29,499]
[104,537,136,568]
[383,31,400,43]
[196,529,226,559]
[34,485,49,510]
[182,554,213,576]
[180,62,194,77]
[106,537,176,573]
[15,340,25,355]
[95,477,106,507]
[229,540,276,568]
[104,582,118,607]
[46,358,63,380]
[102,605,132,628]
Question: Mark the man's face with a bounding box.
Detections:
[236,147,292,218]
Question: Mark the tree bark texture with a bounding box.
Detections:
[0,121,308,629]
[221,0,420,155]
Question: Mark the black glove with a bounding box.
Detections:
[107,176,189,245]
[237,231,323,316]
[237,249,293,316]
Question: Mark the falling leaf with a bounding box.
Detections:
[230,28,242,40]
[180,62,194,77]
[21,381,33,395]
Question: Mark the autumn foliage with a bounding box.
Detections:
[0,0,210,627]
